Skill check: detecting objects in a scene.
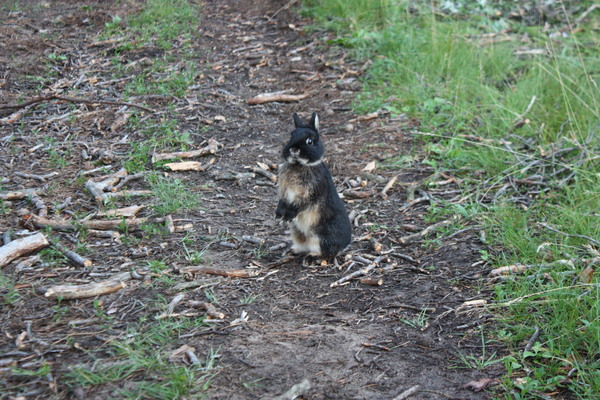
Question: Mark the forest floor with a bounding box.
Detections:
[0,1,504,399]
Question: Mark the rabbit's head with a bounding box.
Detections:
[282,112,324,165]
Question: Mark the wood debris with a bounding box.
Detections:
[489,263,531,276]
[164,158,215,172]
[180,266,261,278]
[22,214,171,232]
[0,232,49,268]
[247,91,309,105]
[0,188,44,200]
[330,255,388,287]
[188,300,226,319]
[398,217,459,245]
[152,139,222,163]
[43,271,134,300]
[52,241,93,268]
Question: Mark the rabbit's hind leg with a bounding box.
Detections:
[290,225,322,256]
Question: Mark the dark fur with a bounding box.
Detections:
[276,112,351,259]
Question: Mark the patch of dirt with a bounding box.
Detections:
[0,1,504,399]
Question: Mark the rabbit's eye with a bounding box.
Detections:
[306,138,314,145]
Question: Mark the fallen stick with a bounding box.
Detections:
[27,193,48,217]
[267,379,311,400]
[14,255,41,272]
[392,385,421,400]
[166,278,222,294]
[163,161,208,171]
[85,168,129,202]
[0,94,156,113]
[22,214,169,232]
[110,172,144,192]
[489,263,531,277]
[188,300,226,319]
[0,188,44,200]
[152,139,221,163]
[398,196,430,213]
[215,171,255,182]
[103,190,152,200]
[0,103,36,124]
[380,175,398,199]
[538,222,600,247]
[43,271,132,300]
[158,293,186,317]
[85,180,107,202]
[349,112,379,123]
[330,255,387,288]
[524,325,540,354]
[360,277,383,286]
[180,266,260,278]
[52,242,92,268]
[247,91,309,105]
[0,233,49,268]
[14,171,59,182]
[251,166,278,182]
[94,205,144,218]
[398,217,458,245]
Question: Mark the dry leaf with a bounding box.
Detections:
[463,378,495,392]
[362,161,377,172]
[169,344,195,363]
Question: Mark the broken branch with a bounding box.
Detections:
[22,214,170,232]
[330,255,387,287]
[0,188,44,200]
[152,139,222,163]
[398,217,458,245]
[180,266,260,278]
[0,232,49,268]
[52,241,92,268]
[247,92,309,105]
[0,94,156,113]
[43,271,133,300]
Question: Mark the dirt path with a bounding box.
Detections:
[1,1,501,399]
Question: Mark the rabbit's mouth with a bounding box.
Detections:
[288,155,322,166]
[285,148,322,166]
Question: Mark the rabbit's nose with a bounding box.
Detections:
[290,148,300,156]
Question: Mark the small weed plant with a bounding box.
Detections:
[146,173,201,216]
[305,0,599,398]
[65,314,218,398]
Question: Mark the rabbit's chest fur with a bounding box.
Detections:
[278,162,322,206]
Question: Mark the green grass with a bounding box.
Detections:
[65,314,218,399]
[0,273,21,305]
[304,0,600,398]
[146,173,201,216]
[100,0,200,97]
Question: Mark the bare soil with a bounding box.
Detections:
[0,1,504,399]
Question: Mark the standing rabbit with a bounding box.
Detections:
[276,112,351,261]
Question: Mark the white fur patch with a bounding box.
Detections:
[291,206,322,255]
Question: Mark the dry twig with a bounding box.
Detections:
[398,217,458,245]
[247,92,309,105]
[0,233,49,268]
[0,94,156,113]
[180,266,261,278]
[330,255,387,287]
[43,271,133,299]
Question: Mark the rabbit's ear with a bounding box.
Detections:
[293,113,303,128]
[309,112,319,132]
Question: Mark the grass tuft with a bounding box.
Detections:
[305,0,599,397]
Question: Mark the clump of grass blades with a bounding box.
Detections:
[305,0,599,398]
